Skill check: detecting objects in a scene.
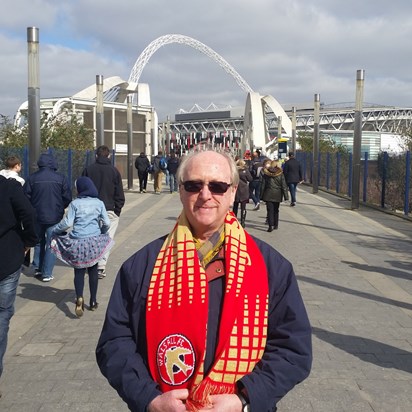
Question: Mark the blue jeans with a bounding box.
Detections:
[288,183,298,204]
[37,223,57,277]
[249,180,260,206]
[0,268,20,377]
[169,173,178,192]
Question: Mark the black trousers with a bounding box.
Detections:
[266,201,280,228]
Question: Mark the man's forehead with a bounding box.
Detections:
[185,153,230,176]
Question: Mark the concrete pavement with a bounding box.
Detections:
[1,182,411,411]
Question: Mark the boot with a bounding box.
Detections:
[241,210,247,228]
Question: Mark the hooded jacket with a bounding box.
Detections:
[260,166,289,203]
[23,153,72,225]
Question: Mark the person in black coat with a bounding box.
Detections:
[260,160,289,232]
[0,176,37,382]
[233,159,253,227]
[283,152,303,206]
[134,152,151,193]
[82,145,125,278]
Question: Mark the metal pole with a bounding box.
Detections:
[277,116,282,159]
[291,106,297,155]
[351,69,365,209]
[313,93,320,194]
[96,74,104,147]
[126,95,133,190]
[27,27,41,174]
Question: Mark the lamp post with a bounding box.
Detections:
[96,75,104,147]
[291,106,297,155]
[313,93,320,194]
[127,95,133,190]
[27,27,41,174]
[351,69,365,209]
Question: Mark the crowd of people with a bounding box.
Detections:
[0,146,310,410]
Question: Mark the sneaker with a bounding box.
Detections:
[34,269,42,278]
[142,189,146,193]
[98,269,106,279]
[290,202,296,207]
[253,202,260,211]
[75,297,84,317]
[41,275,54,282]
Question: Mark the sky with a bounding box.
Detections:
[1,0,411,123]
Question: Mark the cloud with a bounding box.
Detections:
[1,0,411,121]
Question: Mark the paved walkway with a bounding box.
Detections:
[1,182,411,411]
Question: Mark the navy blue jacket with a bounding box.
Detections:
[283,158,303,184]
[23,154,72,225]
[96,235,312,412]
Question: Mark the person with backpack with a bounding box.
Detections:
[152,151,168,194]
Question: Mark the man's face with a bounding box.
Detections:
[179,152,237,240]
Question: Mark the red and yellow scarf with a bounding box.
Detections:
[146,211,269,411]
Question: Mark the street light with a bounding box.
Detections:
[27,27,41,174]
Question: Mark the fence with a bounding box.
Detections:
[297,151,411,217]
[1,146,411,217]
[0,147,118,192]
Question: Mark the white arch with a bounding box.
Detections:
[128,34,254,94]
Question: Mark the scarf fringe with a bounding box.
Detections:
[186,379,234,412]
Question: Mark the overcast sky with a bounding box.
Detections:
[1,0,411,122]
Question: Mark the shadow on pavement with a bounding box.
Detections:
[17,282,77,319]
[312,326,412,374]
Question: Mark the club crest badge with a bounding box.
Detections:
[157,334,195,386]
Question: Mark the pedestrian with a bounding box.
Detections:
[82,145,125,279]
[233,159,253,227]
[260,159,289,232]
[152,150,168,194]
[0,176,37,388]
[134,152,151,193]
[0,155,25,185]
[167,151,180,193]
[96,149,312,412]
[24,153,72,282]
[50,177,113,317]
[283,151,303,207]
[248,149,266,211]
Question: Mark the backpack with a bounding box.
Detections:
[159,157,168,171]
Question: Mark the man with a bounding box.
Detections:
[0,155,25,185]
[248,149,266,211]
[82,145,125,279]
[96,150,312,411]
[134,152,151,193]
[166,151,180,193]
[0,176,37,388]
[24,153,72,282]
[283,151,303,207]
[152,150,167,194]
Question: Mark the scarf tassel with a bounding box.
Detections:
[186,379,235,412]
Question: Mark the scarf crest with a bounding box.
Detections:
[146,212,269,411]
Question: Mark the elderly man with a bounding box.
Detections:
[96,150,312,412]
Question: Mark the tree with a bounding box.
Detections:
[297,131,349,154]
[0,109,94,151]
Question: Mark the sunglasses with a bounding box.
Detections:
[182,180,232,194]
